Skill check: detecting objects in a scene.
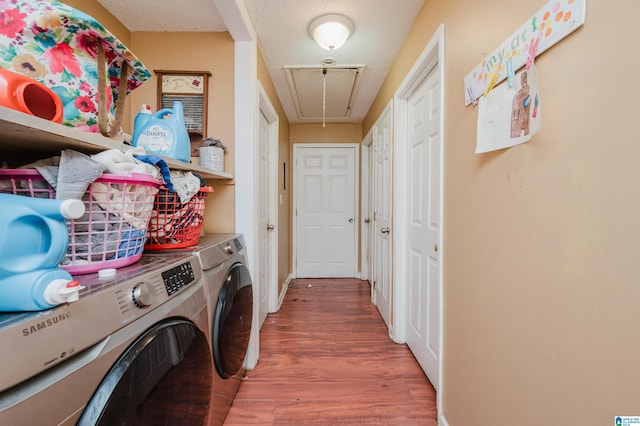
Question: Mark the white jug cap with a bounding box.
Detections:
[98,268,117,278]
[60,199,85,219]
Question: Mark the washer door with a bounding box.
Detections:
[78,319,212,425]
[213,262,253,378]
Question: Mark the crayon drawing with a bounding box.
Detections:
[476,64,541,154]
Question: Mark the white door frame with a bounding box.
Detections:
[258,81,280,314]
[292,143,360,279]
[393,23,445,414]
[215,0,260,370]
[232,39,259,370]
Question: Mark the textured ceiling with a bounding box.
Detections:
[97,0,425,124]
[97,0,227,32]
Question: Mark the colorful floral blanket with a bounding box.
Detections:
[0,0,151,132]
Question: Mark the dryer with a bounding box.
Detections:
[145,233,255,425]
[0,253,214,426]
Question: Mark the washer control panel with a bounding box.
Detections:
[161,261,196,295]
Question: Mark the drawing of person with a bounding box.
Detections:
[510,71,531,138]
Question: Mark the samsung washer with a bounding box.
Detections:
[0,253,214,426]
[145,233,255,425]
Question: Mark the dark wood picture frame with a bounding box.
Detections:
[154,70,212,157]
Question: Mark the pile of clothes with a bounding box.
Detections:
[2,147,205,267]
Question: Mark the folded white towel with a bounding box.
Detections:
[91,147,159,179]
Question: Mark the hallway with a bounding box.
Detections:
[224,278,437,425]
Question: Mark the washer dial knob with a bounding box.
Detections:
[132,282,155,308]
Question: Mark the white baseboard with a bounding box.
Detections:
[276,274,292,311]
[438,413,449,426]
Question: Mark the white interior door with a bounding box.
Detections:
[359,133,371,282]
[367,142,375,286]
[373,104,393,329]
[405,63,441,390]
[294,145,358,278]
[257,110,271,328]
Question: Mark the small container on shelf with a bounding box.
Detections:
[198,137,226,172]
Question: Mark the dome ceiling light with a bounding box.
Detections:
[309,14,354,51]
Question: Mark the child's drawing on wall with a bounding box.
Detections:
[510,71,531,138]
[476,64,542,154]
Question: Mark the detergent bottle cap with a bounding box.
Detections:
[98,268,117,279]
[60,199,86,220]
[139,104,152,114]
[43,279,85,305]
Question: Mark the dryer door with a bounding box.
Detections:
[78,319,212,426]
[213,262,253,378]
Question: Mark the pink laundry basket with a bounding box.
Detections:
[0,169,161,275]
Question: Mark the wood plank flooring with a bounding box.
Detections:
[223,278,437,425]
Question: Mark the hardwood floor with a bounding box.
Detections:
[223,278,437,425]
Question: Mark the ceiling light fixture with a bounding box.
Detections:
[309,14,354,51]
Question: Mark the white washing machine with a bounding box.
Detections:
[0,253,214,425]
[145,233,255,425]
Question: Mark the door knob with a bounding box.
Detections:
[266,224,275,230]
[380,227,390,234]
[348,218,354,223]
[434,243,438,252]
[364,218,370,223]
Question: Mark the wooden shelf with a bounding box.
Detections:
[0,106,233,180]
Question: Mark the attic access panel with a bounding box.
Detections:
[285,66,363,121]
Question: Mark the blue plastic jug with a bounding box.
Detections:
[0,268,84,312]
[132,101,191,162]
[0,194,86,312]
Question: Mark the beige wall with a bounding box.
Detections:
[47,2,640,422]
[366,0,640,424]
[290,123,362,144]
[129,32,236,233]
[257,49,292,296]
[64,2,236,233]
[59,1,292,289]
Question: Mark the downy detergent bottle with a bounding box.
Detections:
[0,194,86,312]
[132,101,191,162]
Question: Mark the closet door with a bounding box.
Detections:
[372,104,393,330]
[405,62,442,392]
[294,144,358,278]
